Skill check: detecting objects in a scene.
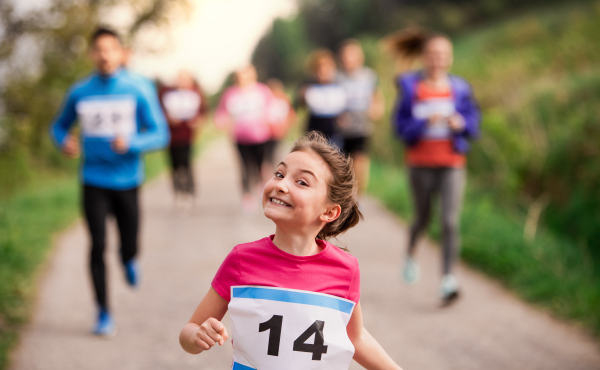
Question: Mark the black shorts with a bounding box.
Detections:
[343,136,369,155]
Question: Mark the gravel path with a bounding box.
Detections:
[10,139,600,370]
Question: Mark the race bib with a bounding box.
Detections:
[77,96,136,138]
[305,85,347,117]
[413,97,455,139]
[229,286,356,370]
[412,97,455,120]
[226,91,267,122]
[162,89,201,121]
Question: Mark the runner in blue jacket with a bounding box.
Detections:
[50,27,169,336]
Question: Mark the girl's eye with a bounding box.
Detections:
[297,180,308,186]
[274,171,284,178]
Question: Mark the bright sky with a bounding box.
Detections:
[130,0,297,93]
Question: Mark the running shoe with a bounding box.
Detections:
[124,259,139,287]
[93,308,115,337]
[440,274,460,306]
[402,256,419,284]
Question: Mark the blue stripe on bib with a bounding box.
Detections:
[231,286,354,314]
[232,362,256,370]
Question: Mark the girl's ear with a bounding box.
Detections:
[319,204,341,223]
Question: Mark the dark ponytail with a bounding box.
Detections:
[382,25,449,63]
[290,132,363,245]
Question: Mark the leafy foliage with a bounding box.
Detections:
[0,0,190,198]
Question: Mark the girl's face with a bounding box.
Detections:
[340,45,364,73]
[235,65,257,87]
[176,70,194,89]
[315,59,336,83]
[422,37,453,75]
[263,150,339,231]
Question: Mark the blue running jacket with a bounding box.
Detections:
[50,68,169,190]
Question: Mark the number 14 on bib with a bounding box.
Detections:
[229,286,356,370]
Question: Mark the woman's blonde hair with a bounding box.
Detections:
[290,131,363,241]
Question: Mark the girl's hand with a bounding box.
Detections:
[180,287,229,355]
[448,113,465,132]
[427,113,443,125]
[194,318,229,350]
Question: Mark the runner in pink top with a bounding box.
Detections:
[215,65,275,213]
[179,132,404,370]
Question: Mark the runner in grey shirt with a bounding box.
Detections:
[337,39,385,194]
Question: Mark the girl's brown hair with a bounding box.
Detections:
[382,25,449,63]
[306,48,336,74]
[291,131,363,241]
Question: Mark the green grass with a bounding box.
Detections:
[0,126,218,369]
[0,175,79,368]
[369,161,600,335]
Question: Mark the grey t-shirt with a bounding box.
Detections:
[337,67,379,138]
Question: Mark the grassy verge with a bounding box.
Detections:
[0,127,218,369]
[369,160,600,335]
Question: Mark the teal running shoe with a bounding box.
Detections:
[402,256,420,284]
[440,274,460,306]
[93,308,115,336]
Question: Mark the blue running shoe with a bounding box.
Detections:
[93,308,115,336]
[124,259,139,287]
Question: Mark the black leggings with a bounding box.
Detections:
[169,145,195,195]
[236,142,267,193]
[83,185,139,309]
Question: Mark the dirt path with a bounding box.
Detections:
[10,139,600,370]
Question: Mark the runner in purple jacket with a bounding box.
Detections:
[387,26,481,305]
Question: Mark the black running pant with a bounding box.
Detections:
[83,185,139,309]
[236,142,267,193]
[169,144,195,195]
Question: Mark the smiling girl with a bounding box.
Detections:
[179,132,403,370]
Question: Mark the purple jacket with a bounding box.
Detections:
[394,71,481,153]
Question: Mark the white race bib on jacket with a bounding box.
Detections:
[412,97,455,139]
[77,96,136,138]
[162,89,201,121]
[305,85,347,117]
[229,286,356,370]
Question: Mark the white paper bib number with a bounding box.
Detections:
[305,85,347,117]
[77,97,136,138]
[412,97,455,139]
[162,89,201,121]
[229,286,356,370]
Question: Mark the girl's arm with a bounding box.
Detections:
[180,287,229,354]
[347,303,403,370]
[368,87,385,122]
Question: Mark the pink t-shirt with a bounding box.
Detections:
[214,83,274,145]
[212,236,361,304]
